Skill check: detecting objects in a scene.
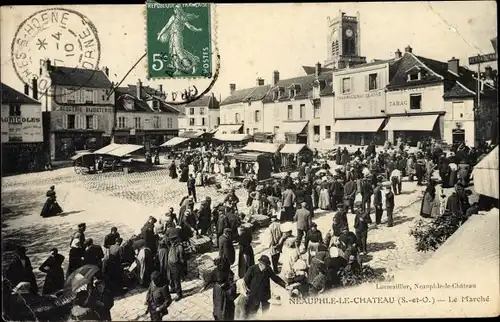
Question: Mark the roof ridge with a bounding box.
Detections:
[409,53,444,80]
[456,81,476,95]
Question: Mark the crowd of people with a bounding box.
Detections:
[3,137,496,321]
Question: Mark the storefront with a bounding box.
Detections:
[1,142,45,174]
[280,143,313,170]
[275,121,309,144]
[382,114,442,147]
[332,118,386,145]
[52,129,104,160]
[114,129,178,151]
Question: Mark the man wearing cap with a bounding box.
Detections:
[373,182,383,225]
[187,173,197,202]
[294,202,311,249]
[243,255,287,317]
[197,197,212,236]
[360,173,373,216]
[343,176,357,214]
[218,228,236,276]
[330,176,344,212]
[140,217,158,255]
[281,183,296,222]
[103,227,120,258]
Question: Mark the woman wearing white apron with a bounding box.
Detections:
[305,222,322,266]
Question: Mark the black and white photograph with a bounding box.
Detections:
[1,1,498,320]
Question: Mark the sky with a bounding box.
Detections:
[1,1,497,102]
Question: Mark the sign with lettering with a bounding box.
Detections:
[390,85,439,94]
[337,90,382,100]
[388,100,408,107]
[468,53,497,65]
[54,106,113,113]
[1,117,43,143]
[1,116,41,123]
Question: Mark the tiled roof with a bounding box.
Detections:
[302,65,333,75]
[386,53,444,89]
[49,66,112,89]
[185,95,220,109]
[1,83,41,105]
[221,87,255,105]
[244,84,272,102]
[114,86,179,114]
[443,81,475,99]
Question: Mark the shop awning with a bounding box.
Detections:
[279,121,308,134]
[160,137,190,147]
[472,146,498,199]
[215,124,243,134]
[280,143,312,154]
[94,143,122,154]
[242,142,281,154]
[233,152,264,162]
[179,130,205,139]
[382,114,439,132]
[106,144,144,157]
[213,133,252,142]
[332,118,385,132]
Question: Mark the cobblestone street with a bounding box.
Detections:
[2,167,449,320]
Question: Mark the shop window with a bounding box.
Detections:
[189,118,195,126]
[287,105,293,120]
[325,125,331,139]
[201,117,206,126]
[368,73,378,90]
[86,115,94,129]
[167,118,173,128]
[67,115,76,129]
[342,77,351,93]
[9,104,21,116]
[299,104,305,119]
[313,100,321,118]
[254,110,260,122]
[409,94,422,110]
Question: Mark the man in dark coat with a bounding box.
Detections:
[281,184,296,222]
[169,160,178,179]
[198,198,212,236]
[187,174,197,202]
[343,177,357,214]
[243,255,287,317]
[360,175,373,217]
[237,226,255,279]
[303,181,314,218]
[103,227,120,256]
[83,238,105,269]
[67,223,86,276]
[330,177,344,212]
[373,183,383,225]
[218,228,236,276]
[212,270,237,321]
[354,208,369,255]
[140,216,158,255]
[283,172,293,190]
[385,186,395,227]
[167,235,185,301]
[225,209,241,242]
[5,245,38,294]
[39,248,65,295]
[216,210,230,248]
[294,202,311,249]
[103,237,124,295]
[335,148,342,165]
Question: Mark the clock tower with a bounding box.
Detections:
[325,10,366,69]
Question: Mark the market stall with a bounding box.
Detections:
[213,133,253,147]
[232,151,273,181]
[279,143,313,170]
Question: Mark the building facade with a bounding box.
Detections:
[114,82,180,150]
[42,60,115,160]
[1,82,44,173]
[178,94,220,133]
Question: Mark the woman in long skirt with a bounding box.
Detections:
[237,227,254,278]
[318,181,331,210]
[169,161,178,179]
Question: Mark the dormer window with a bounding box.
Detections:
[273,90,279,101]
[278,86,285,99]
[289,86,296,99]
[408,73,421,81]
[406,66,422,81]
[152,100,160,110]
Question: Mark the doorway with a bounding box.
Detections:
[452,129,465,145]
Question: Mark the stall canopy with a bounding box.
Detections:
[472,146,499,199]
[161,137,190,147]
[332,118,385,132]
[179,131,206,139]
[94,143,121,155]
[106,144,144,157]
[280,143,312,154]
[214,124,243,134]
[242,142,281,154]
[213,133,252,142]
[70,152,93,161]
[233,152,264,162]
[383,114,439,132]
[279,121,308,134]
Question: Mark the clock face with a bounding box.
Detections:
[345,28,354,38]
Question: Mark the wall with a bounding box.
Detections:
[219,102,246,128]
[1,103,43,143]
[49,86,115,111]
[179,107,220,132]
[386,84,444,114]
[244,101,265,134]
[116,111,178,130]
[443,98,475,147]
[334,64,388,119]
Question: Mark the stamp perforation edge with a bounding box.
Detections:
[143,1,220,81]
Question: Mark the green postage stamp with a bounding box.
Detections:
[146,1,212,79]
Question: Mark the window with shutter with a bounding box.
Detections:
[63,114,68,129]
[93,91,98,104]
[93,115,99,129]
[378,72,383,89]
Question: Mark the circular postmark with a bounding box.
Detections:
[11,8,101,98]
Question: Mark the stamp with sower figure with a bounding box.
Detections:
[146,1,212,79]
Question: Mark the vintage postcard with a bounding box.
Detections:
[1,1,498,321]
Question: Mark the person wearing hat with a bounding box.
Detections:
[5,245,38,295]
[140,216,158,255]
[166,233,185,301]
[243,255,287,317]
[267,216,288,274]
[343,175,357,214]
[330,176,344,212]
[360,173,373,216]
[67,223,86,276]
[354,206,369,255]
[385,185,395,227]
[145,271,172,321]
[304,222,323,265]
[39,248,65,295]
[218,228,236,277]
[197,197,212,236]
[237,225,255,278]
[212,270,237,321]
[373,182,383,225]
[46,185,56,198]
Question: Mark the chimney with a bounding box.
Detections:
[32,77,38,100]
[256,78,264,86]
[24,83,29,96]
[395,49,402,59]
[104,67,109,77]
[229,83,236,94]
[404,45,413,53]
[273,70,280,86]
[447,57,459,75]
[137,79,142,98]
[315,62,322,78]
